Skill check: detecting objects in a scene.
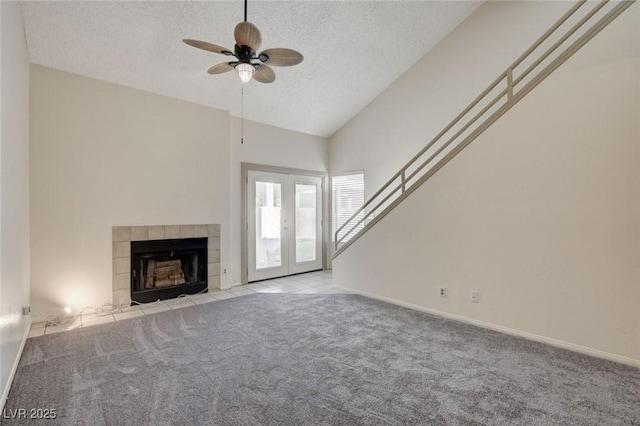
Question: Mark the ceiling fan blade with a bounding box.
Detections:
[234,22,262,51]
[183,39,233,55]
[207,63,235,75]
[259,48,304,67]
[253,64,275,84]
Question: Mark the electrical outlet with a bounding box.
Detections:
[470,291,479,303]
[223,268,227,274]
[439,287,446,297]
[22,306,31,316]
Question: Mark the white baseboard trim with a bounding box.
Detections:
[336,285,640,369]
[0,321,31,412]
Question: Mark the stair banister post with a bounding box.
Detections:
[507,68,513,101]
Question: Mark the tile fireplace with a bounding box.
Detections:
[112,224,220,306]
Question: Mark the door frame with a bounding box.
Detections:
[241,163,327,284]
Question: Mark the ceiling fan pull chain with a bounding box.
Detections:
[241,88,245,144]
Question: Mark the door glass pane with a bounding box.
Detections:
[255,181,281,270]
[295,183,316,263]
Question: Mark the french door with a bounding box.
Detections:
[248,170,323,282]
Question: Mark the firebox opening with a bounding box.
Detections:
[131,238,207,304]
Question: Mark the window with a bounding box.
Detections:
[332,172,365,245]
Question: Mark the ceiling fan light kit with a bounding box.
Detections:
[236,63,255,83]
[183,0,303,84]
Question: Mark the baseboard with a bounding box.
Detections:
[336,285,640,369]
[0,321,31,412]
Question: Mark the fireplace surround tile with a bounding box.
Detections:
[113,257,130,274]
[208,237,221,250]
[208,224,220,237]
[180,225,195,239]
[165,225,180,239]
[113,289,130,306]
[208,262,221,278]
[208,249,220,263]
[131,226,149,241]
[148,226,165,240]
[112,226,131,242]
[112,224,221,305]
[113,273,130,291]
[112,241,130,258]
[195,225,208,238]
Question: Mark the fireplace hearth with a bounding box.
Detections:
[131,238,207,303]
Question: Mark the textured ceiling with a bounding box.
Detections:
[21,1,482,137]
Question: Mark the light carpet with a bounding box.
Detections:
[3,294,640,425]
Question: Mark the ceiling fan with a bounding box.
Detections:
[183,0,303,84]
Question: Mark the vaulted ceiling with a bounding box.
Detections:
[21,1,482,137]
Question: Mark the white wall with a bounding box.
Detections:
[30,66,230,318]
[0,1,31,408]
[331,1,640,364]
[228,116,329,284]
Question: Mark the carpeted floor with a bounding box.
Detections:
[3,294,640,425]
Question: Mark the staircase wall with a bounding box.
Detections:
[330,2,639,364]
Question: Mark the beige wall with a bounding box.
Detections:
[30,65,330,317]
[1,1,31,408]
[30,66,231,318]
[331,2,640,364]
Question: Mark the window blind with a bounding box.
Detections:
[332,172,365,243]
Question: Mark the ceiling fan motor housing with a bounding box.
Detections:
[235,44,255,64]
[183,3,302,84]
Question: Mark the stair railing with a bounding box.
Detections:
[334,0,635,258]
